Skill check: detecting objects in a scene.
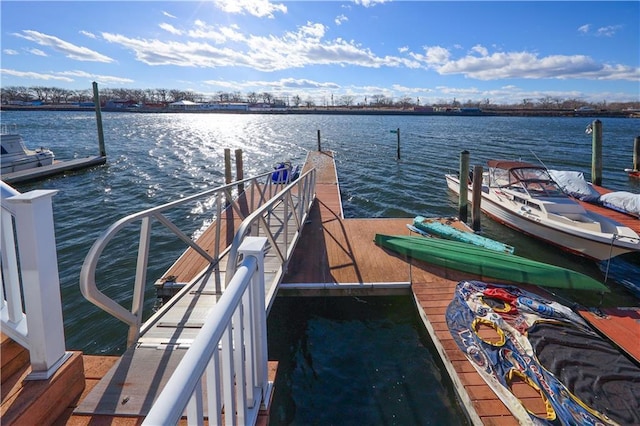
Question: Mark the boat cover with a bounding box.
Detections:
[600,191,640,217]
[547,170,601,202]
[447,280,640,426]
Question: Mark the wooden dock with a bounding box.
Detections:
[1,156,107,184]
[4,150,637,425]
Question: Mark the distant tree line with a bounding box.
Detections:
[1,85,638,111]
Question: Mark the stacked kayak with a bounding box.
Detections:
[374,234,608,293]
[411,216,515,254]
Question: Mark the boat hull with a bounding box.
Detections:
[445,174,638,261]
[1,133,54,174]
[374,234,609,292]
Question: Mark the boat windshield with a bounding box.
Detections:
[492,166,566,198]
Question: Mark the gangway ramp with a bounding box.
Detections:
[75,160,316,417]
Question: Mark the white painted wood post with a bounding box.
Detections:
[7,189,70,380]
[241,237,269,405]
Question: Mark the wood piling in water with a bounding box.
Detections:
[633,136,639,171]
[92,82,106,158]
[591,119,603,186]
[235,148,244,194]
[471,165,483,231]
[458,150,470,223]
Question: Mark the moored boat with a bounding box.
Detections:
[445,160,640,261]
[374,233,609,292]
[1,126,54,175]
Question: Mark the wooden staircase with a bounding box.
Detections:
[1,333,85,425]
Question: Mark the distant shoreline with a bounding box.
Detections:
[1,104,637,118]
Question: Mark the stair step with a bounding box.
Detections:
[1,351,85,425]
[1,333,29,386]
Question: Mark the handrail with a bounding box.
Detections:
[79,164,311,347]
[225,168,317,286]
[143,237,270,425]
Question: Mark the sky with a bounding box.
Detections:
[1,0,639,106]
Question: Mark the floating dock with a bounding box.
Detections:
[3,150,638,425]
[1,156,107,184]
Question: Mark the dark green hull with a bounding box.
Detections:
[374,234,609,292]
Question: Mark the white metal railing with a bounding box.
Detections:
[0,181,71,379]
[80,165,316,347]
[143,237,270,426]
[141,169,315,424]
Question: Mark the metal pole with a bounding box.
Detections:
[317,130,321,151]
[591,119,603,186]
[92,82,106,157]
[458,150,470,223]
[396,128,401,160]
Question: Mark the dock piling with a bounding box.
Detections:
[458,151,470,223]
[634,136,640,171]
[396,128,401,160]
[224,148,232,205]
[317,130,321,151]
[92,82,106,157]
[235,149,244,194]
[591,119,603,186]
[471,165,483,231]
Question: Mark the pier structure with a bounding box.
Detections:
[5,150,638,424]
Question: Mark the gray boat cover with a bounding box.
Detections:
[549,170,640,216]
[600,191,640,216]
[548,170,601,202]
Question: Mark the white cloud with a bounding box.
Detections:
[335,14,348,25]
[471,45,488,57]
[412,45,639,82]
[14,30,114,63]
[578,24,590,34]
[3,49,19,55]
[102,21,418,72]
[0,68,74,82]
[163,11,177,19]
[353,0,390,8]
[596,25,622,37]
[80,30,97,39]
[27,48,47,57]
[212,0,287,18]
[57,70,135,85]
[160,23,183,35]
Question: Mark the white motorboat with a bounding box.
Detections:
[1,126,55,175]
[445,160,639,261]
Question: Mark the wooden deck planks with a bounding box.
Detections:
[578,306,640,363]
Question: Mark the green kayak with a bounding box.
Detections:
[374,234,609,293]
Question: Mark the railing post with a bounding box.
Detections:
[240,237,269,405]
[7,190,71,379]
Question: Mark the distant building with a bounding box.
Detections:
[168,100,201,110]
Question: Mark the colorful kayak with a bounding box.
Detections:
[412,216,515,254]
[374,234,609,292]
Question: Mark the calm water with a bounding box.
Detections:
[1,112,639,419]
[267,296,470,425]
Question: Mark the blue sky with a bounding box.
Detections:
[1,0,639,105]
